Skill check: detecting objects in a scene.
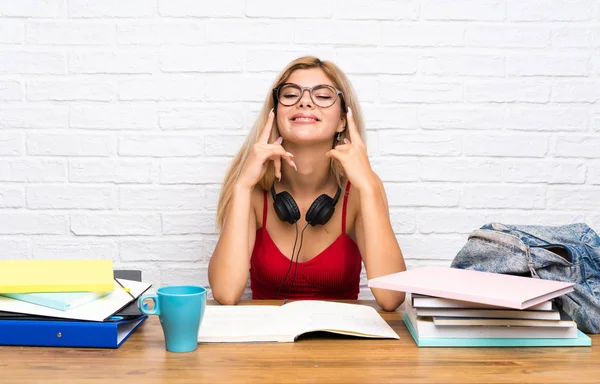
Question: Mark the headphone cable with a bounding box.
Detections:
[276,222,299,299]
[283,222,310,304]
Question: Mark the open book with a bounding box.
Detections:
[197,301,399,343]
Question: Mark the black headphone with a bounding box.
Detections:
[271,183,342,226]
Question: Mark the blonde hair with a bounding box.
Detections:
[216,56,366,230]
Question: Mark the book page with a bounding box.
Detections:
[281,301,399,340]
[432,316,576,328]
[117,316,147,344]
[197,305,294,343]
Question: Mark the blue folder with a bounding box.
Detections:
[403,313,592,347]
[0,315,147,348]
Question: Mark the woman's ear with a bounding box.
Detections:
[337,115,346,132]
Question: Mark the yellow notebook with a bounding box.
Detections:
[0,260,114,293]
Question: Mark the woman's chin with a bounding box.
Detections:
[282,128,332,142]
[282,136,334,147]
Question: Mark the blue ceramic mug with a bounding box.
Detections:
[138,285,206,353]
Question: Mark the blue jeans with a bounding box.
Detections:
[451,223,600,334]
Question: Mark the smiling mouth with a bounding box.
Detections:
[291,117,319,122]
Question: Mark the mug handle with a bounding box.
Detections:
[138,294,160,315]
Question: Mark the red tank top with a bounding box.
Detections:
[249,181,362,300]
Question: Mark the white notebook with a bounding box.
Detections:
[197,301,399,343]
[411,293,554,311]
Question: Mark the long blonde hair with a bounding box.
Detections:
[216,56,366,230]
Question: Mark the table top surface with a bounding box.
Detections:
[1,300,598,384]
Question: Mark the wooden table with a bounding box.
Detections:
[1,300,598,384]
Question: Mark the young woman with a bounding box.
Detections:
[208,56,406,311]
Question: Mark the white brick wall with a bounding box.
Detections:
[1,1,599,300]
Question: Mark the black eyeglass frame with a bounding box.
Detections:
[272,83,346,110]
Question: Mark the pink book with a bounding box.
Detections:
[368,266,575,310]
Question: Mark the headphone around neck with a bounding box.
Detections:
[271,183,342,226]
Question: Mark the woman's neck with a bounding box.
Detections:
[279,143,336,198]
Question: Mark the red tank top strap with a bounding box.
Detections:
[341,181,351,234]
[262,190,268,228]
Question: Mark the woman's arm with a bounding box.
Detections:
[326,107,406,311]
[208,185,258,305]
[353,175,406,311]
[209,110,294,305]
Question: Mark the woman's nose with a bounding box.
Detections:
[298,88,313,108]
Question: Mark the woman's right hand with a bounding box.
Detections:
[236,109,296,190]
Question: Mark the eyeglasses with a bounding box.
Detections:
[273,83,344,108]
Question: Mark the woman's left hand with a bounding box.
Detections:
[325,107,377,193]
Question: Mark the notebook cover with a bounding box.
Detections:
[369,266,574,310]
[0,260,114,293]
[403,313,592,347]
[114,270,142,282]
[0,315,147,348]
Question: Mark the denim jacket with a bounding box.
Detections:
[451,223,600,334]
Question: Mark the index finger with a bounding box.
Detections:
[258,109,275,143]
[346,107,363,145]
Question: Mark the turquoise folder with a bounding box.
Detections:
[403,313,592,347]
[1,291,111,311]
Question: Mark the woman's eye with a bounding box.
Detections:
[316,95,332,99]
[283,93,299,98]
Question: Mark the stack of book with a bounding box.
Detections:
[403,293,590,347]
[0,260,151,349]
[369,266,592,347]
